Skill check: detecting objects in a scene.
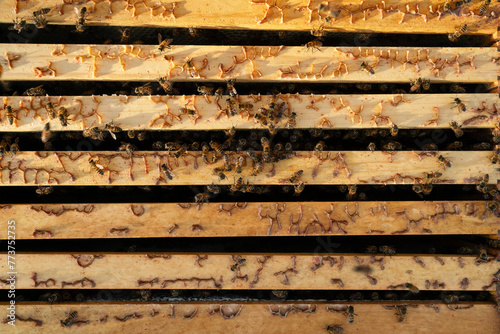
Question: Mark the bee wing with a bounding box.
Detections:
[96,163,104,169]
[74,7,80,16]
[107,130,117,140]
[158,33,162,44]
[164,38,173,46]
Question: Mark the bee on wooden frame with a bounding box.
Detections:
[448,24,467,42]
[453,98,466,112]
[9,17,27,33]
[305,39,323,52]
[74,7,88,33]
[118,27,131,43]
[60,311,78,327]
[33,8,50,29]
[360,61,375,75]
[157,33,173,52]
[88,158,104,175]
[58,107,69,127]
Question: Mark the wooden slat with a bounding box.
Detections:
[1,94,498,131]
[0,253,497,290]
[0,151,496,186]
[2,302,499,334]
[1,44,498,82]
[2,0,499,34]
[1,201,498,239]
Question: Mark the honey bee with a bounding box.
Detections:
[230,177,244,192]
[226,98,237,117]
[326,324,344,334]
[305,39,322,52]
[438,155,451,168]
[45,102,56,118]
[261,137,271,162]
[424,172,442,179]
[230,258,246,271]
[226,79,237,97]
[9,17,27,33]
[449,121,463,138]
[344,305,357,324]
[58,107,69,127]
[5,106,17,125]
[311,26,325,38]
[383,141,402,151]
[314,141,325,155]
[225,126,236,140]
[161,163,174,180]
[119,142,137,156]
[272,290,288,299]
[10,137,19,155]
[294,181,305,196]
[0,140,8,155]
[448,24,467,42]
[89,159,104,175]
[356,83,372,91]
[422,79,431,91]
[453,98,466,112]
[158,77,173,93]
[157,33,173,52]
[137,131,147,141]
[252,160,264,176]
[194,192,210,203]
[74,7,88,33]
[135,82,154,96]
[210,140,224,156]
[421,143,438,151]
[213,167,226,180]
[478,247,488,261]
[367,142,376,151]
[348,185,357,196]
[450,84,466,93]
[283,112,296,129]
[410,78,423,92]
[104,122,122,140]
[289,170,303,183]
[173,144,188,158]
[198,85,214,96]
[127,130,136,139]
[235,156,244,174]
[41,122,52,143]
[412,184,423,194]
[188,27,198,37]
[60,311,78,327]
[36,185,53,196]
[443,0,453,11]
[184,58,196,77]
[214,87,224,98]
[395,306,407,322]
[379,245,396,256]
[446,141,463,150]
[24,85,46,96]
[479,0,491,15]
[222,154,232,172]
[201,143,211,164]
[390,124,399,136]
[206,183,221,194]
[119,27,131,43]
[319,3,341,22]
[33,8,50,29]
[473,142,490,150]
[404,283,420,294]
[361,61,375,75]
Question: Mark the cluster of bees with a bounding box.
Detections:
[9,7,88,34]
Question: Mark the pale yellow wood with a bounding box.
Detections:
[1,302,499,334]
[0,44,497,82]
[0,254,496,290]
[1,94,497,131]
[2,0,499,34]
[0,151,496,186]
[0,201,497,239]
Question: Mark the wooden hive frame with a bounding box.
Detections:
[0,0,500,333]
